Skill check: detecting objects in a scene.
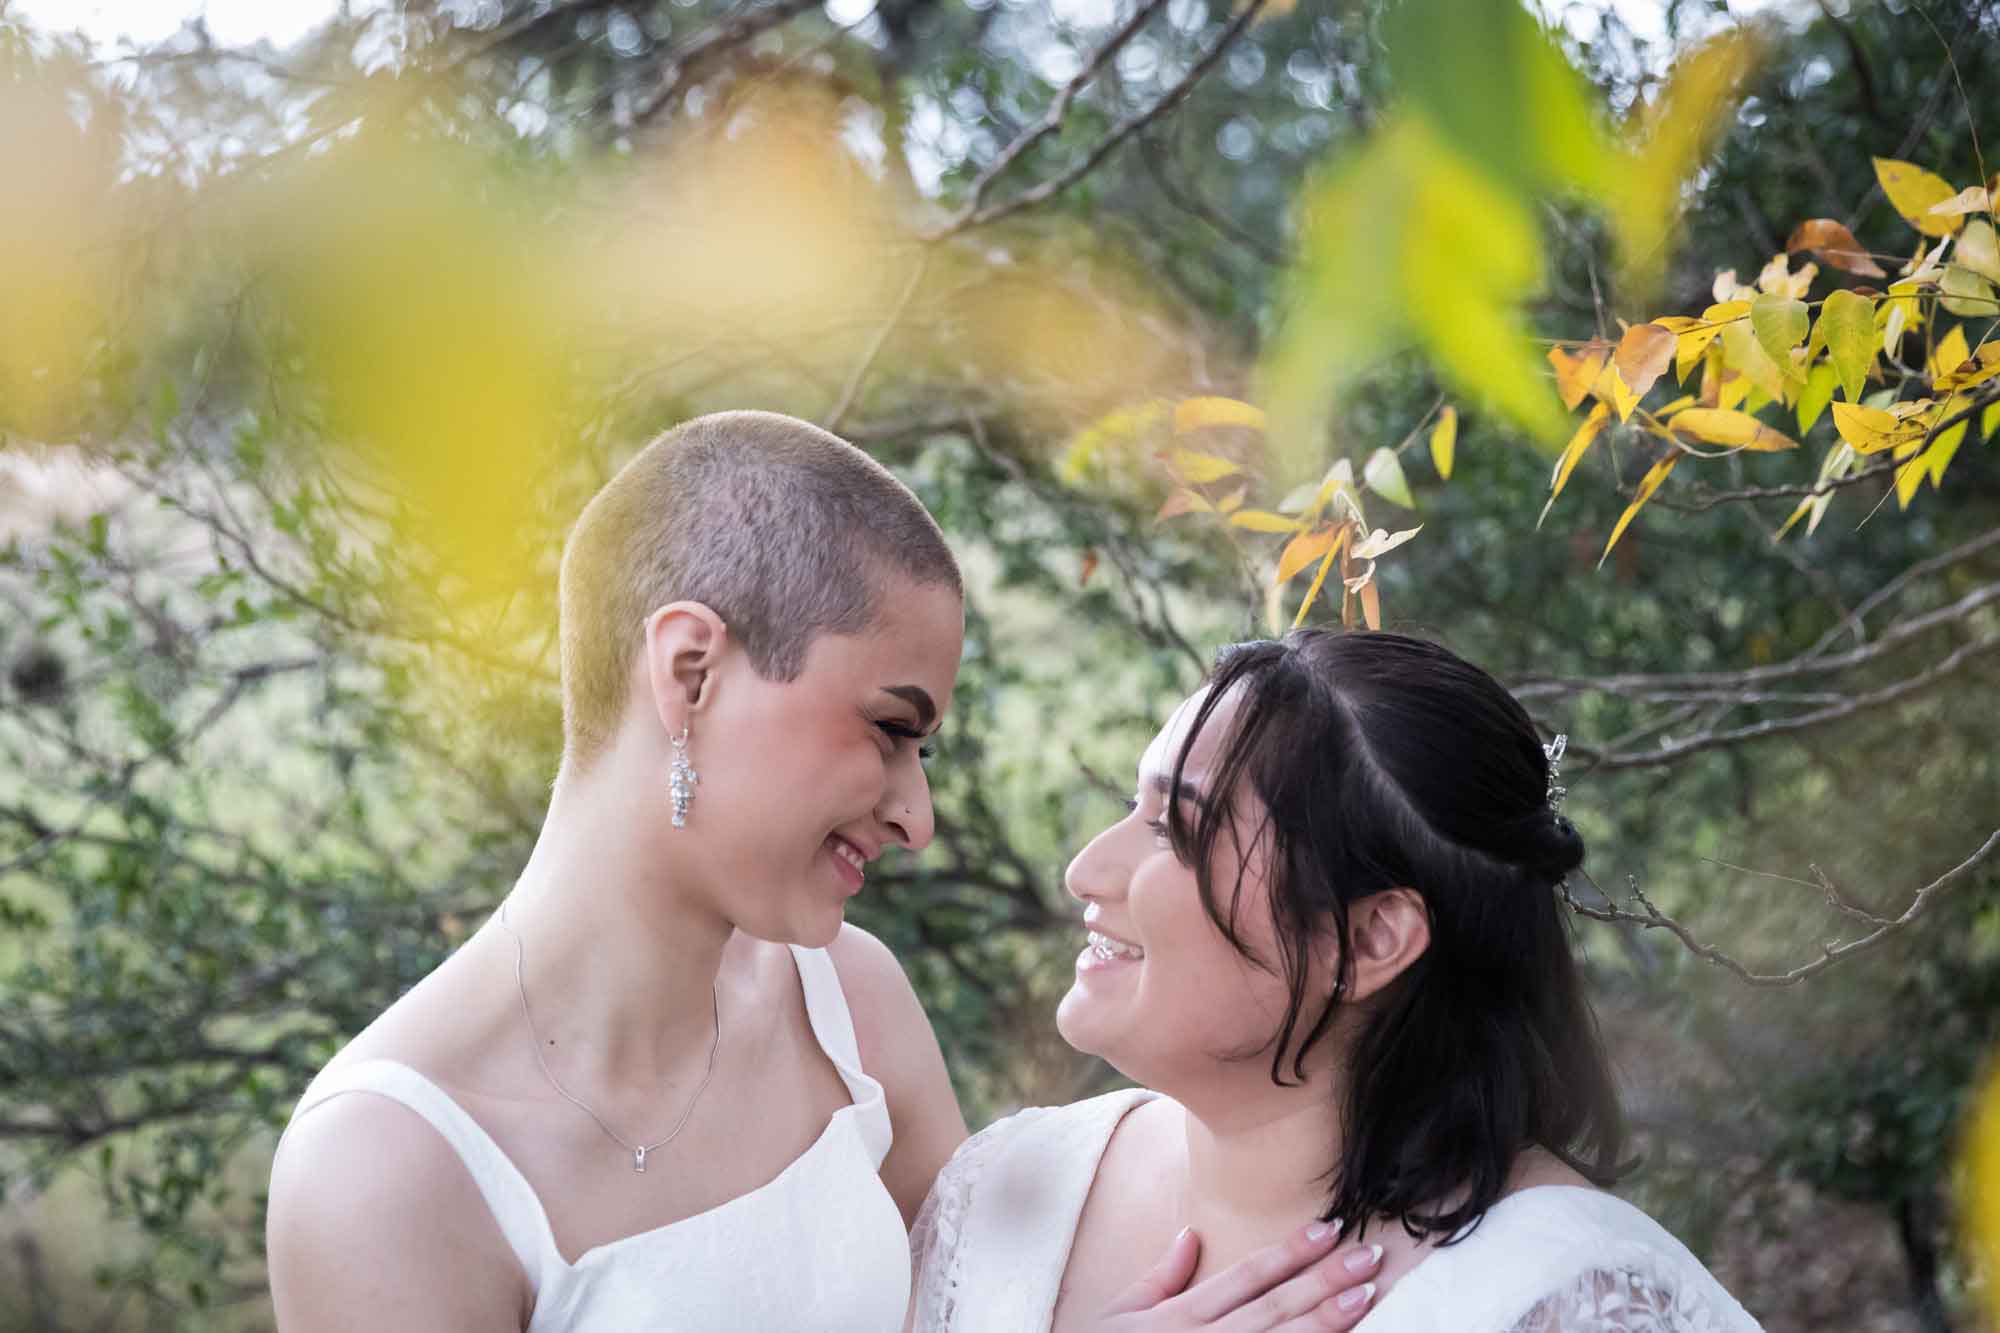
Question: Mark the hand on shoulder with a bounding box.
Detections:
[824,923,969,1224]
[267,1091,529,1332]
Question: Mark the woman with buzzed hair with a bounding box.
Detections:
[266,411,1375,1332]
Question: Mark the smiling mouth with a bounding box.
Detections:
[1086,930,1145,962]
[829,837,867,874]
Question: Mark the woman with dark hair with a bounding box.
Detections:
[910,630,1762,1332]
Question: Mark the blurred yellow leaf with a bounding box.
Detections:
[1230,508,1302,533]
[1874,158,1963,238]
[1656,394,1697,417]
[1966,1063,2000,1330]
[1400,124,1569,444]
[1756,253,1816,301]
[1940,265,1999,318]
[1550,342,1612,410]
[1985,401,2000,442]
[1157,488,1215,520]
[1539,401,1611,528]
[1292,521,1354,627]
[1830,401,1925,454]
[1600,453,1680,567]
[1928,184,1992,218]
[1669,408,1797,451]
[1276,527,1340,584]
[1614,323,1677,401]
[1430,406,1458,479]
[1059,400,1168,483]
[1958,219,2000,284]
[1217,485,1248,514]
[1610,31,1760,296]
[1785,218,1887,277]
[1359,578,1383,631]
[1168,448,1242,484]
[1819,289,1876,402]
[1351,524,1423,559]
[1175,396,1269,434]
[1363,447,1416,508]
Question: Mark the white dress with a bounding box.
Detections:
[909,1089,1764,1333]
[286,945,910,1332]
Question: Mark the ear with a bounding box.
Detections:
[1343,887,1431,1004]
[643,601,728,736]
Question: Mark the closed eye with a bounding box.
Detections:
[1122,798,1171,846]
[877,720,937,761]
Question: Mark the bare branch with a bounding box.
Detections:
[934,0,1268,237]
[1560,826,2000,987]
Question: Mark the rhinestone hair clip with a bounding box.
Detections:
[1543,733,1568,814]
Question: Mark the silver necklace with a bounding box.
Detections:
[495,903,721,1174]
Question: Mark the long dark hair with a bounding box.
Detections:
[1165,629,1625,1243]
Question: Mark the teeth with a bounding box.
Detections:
[831,840,865,871]
[1087,930,1144,961]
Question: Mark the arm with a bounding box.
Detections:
[267,1094,529,1332]
[827,923,970,1226]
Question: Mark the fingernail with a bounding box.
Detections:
[1305,1218,1342,1242]
[1344,1244,1383,1275]
[1175,1226,1193,1243]
[1336,1282,1376,1312]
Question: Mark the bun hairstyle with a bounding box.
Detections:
[1164,629,1624,1243]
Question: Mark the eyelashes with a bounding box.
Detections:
[1122,798,1172,846]
[876,720,937,761]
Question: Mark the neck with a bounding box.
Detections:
[489,753,731,1088]
[1173,1065,1347,1279]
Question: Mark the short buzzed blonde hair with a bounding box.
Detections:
[557,410,961,764]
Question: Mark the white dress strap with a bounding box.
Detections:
[787,944,892,1165]
[287,1059,556,1290]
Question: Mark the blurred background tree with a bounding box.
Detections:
[0,0,1995,1329]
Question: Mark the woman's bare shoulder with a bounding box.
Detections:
[268,1092,528,1330]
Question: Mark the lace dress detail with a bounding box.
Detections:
[1502,1261,1753,1333]
[909,1106,1049,1330]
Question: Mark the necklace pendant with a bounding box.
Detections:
[634,1146,648,1173]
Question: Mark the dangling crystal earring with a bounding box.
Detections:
[669,725,699,828]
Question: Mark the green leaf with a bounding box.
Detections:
[1750,293,1809,379]
[1385,0,1613,200]
[1820,289,1875,403]
[1940,264,1999,318]
[1363,447,1416,509]
[1796,359,1839,435]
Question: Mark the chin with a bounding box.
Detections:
[1054,987,1107,1059]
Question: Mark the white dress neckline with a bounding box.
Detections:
[289,942,910,1332]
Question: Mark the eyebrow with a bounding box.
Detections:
[1147,773,1213,812]
[880,685,938,733]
